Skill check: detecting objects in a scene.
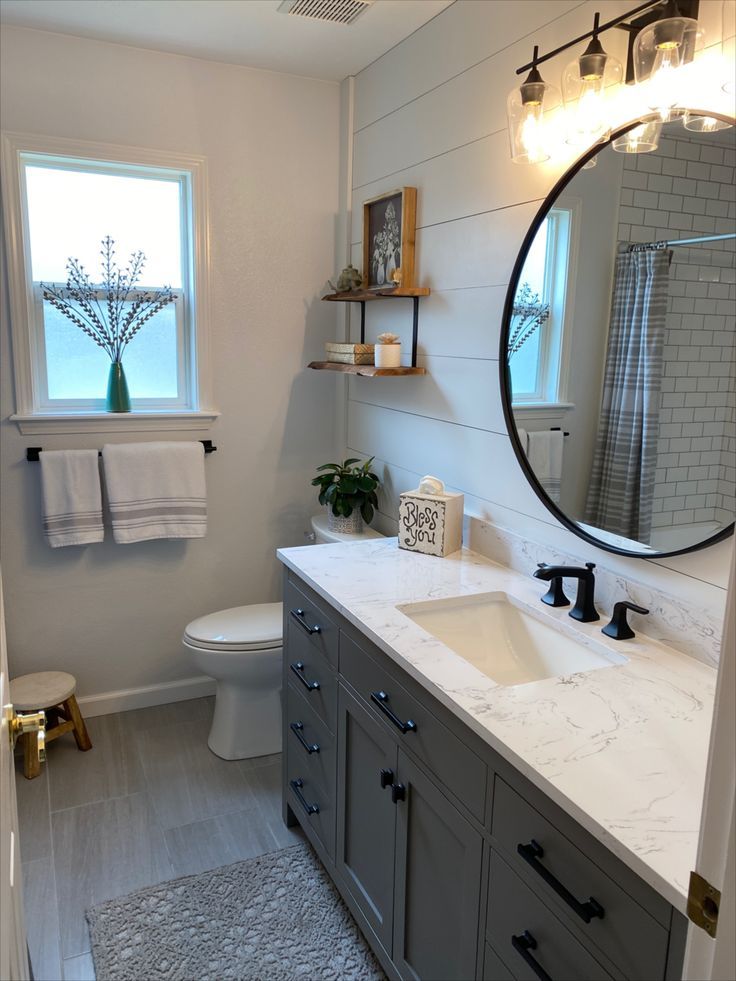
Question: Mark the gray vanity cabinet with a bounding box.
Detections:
[393,751,483,981]
[280,569,687,981]
[336,683,398,954]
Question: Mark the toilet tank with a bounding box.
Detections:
[310,513,385,545]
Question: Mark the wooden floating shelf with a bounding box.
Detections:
[308,361,426,377]
[321,286,430,303]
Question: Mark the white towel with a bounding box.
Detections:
[516,428,529,455]
[526,430,564,504]
[39,450,104,548]
[102,442,207,544]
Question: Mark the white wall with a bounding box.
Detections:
[0,27,341,702]
[343,0,733,641]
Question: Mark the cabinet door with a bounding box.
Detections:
[336,683,398,954]
[393,751,483,981]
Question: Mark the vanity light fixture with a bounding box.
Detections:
[633,0,705,120]
[507,46,561,164]
[562,13,624,146]
[611,117,663,152]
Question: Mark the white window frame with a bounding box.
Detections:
[512,206,576,408]
[1,132,218,433]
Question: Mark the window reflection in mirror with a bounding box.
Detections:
[505,117,735,556]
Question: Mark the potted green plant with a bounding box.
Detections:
[312,457,380,534]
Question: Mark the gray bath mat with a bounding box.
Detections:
[86,842,384,980]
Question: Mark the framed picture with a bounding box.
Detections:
[362,187,417,290]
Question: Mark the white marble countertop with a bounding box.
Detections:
[277,538,717,914]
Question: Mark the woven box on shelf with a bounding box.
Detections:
[325,342,375,365]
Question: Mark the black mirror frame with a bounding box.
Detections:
[499,112,736,559]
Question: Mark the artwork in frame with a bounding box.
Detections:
[362,187,417,290]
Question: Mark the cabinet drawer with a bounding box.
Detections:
[285,577,338,668]
[492,777,669,980]
[487,850,614,981]
[341,634,487,821]
[286,752,335,860]
[286,683,336,800]
[483,943,514,981]
[286,625,337,733]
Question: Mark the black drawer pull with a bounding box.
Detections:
[290,778,319,815]
[511,931,551,981]
[380,767,394,788]
[290,608,322,635]
[290,661,320,692]
[289,721,319,754]
[518,840,605,923]
[370,690,417,734]
[391,783,406,804]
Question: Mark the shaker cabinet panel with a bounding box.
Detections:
[393,752,483,981]
[336,683,398,954]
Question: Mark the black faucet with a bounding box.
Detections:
[533,562,599,623]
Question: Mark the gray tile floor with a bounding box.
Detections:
[15,696,302,981]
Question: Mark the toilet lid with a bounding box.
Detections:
[184,603,283,651]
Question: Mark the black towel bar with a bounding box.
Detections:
[25,440,217,462]
[550,427,570,437]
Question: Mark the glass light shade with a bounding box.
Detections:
[683,110,733,131]
[611,119,663,153]
[633,13,705,119]
[507,78,561,164]
[723,1,736,93]
[562,50,623,145]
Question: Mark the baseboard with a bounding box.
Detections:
[76,675,216,717]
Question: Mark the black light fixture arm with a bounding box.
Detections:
[515,0,666,75]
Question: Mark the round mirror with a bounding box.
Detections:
[501,113,735,558]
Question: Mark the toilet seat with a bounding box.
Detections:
[183,603,283,652]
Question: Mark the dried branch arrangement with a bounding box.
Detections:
[507,283,551,360]
[41,236,177,363]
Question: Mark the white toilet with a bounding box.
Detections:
[183,514,384,760]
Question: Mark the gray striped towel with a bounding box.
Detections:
[102,442,207,544]
[39,450,104,548]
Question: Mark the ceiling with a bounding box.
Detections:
[0,0,453,81]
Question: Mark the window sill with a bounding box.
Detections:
[11,409,220,435]
[511,402,575,416]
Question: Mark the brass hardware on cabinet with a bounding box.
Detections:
[6,705,46,763]
[688,870,720,937]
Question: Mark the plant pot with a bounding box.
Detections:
[327,508,364,535]
[106,361,131,412]
[375,344,401,368]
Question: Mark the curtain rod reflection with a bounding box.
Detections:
[627,232,736,253]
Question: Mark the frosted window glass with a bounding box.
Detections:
[44,301,179,400]
[510,218,549,396]
[25,165,182,286]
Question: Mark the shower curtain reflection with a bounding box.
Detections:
[585,249,671,541]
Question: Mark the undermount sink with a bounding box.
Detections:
[397,592,627,687]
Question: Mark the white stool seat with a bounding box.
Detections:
[10,671,76,711]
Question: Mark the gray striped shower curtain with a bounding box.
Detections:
[585,249,671,542]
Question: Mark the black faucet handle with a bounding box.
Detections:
[536,563,570,607]
[602,601,649,641]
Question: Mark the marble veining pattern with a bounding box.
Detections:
[277,538,716,914]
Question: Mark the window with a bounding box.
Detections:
[1,134,215,432]
[509,207,573,406]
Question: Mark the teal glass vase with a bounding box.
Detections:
[106,361,131,412]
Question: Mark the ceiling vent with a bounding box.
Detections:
[277,0,373,26]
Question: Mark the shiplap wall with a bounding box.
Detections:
[342,0,733,619]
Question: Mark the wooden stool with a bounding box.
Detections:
[10,671,92,779]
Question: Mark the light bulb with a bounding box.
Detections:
[648,44,683,118]
[519,106,547,162]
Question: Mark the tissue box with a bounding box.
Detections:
[398,488,463,557]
